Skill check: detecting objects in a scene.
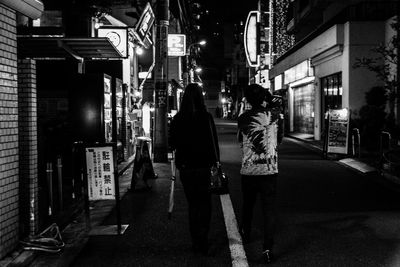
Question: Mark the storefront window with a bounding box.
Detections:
[293,83,314,134]
[321,72,342,113]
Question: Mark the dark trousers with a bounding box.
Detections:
[180,167,212,250]
[241,174,277,250]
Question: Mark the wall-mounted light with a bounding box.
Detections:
[136,46,144,55]
[94,22,103,29]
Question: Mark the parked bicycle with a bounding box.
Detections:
[20,223,65,253]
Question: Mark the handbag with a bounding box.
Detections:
[208,118,229,195]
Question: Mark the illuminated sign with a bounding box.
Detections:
[134,3,155,47]
[274,74,283,90]
[327,108,349,154]
[244,11,260,67]
[98,27,128,58]
[168,34,186,56]
[284,60,310,84]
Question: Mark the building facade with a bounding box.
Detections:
[269,0,398,141]
[0,0,44,258]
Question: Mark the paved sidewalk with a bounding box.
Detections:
[6,156,140,267]
[288,133,400,188]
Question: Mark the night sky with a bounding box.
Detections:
[193,0,259,80]
[201,0,259,22]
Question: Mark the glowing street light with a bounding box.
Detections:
[136,46,144,55]
[187,39,207,52]
[195,67,202,73]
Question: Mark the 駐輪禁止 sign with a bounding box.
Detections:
[85,146,115,200]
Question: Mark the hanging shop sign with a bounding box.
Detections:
[97,27,128,58]
[244,11,260,67]
[327,108,350,154]
[134,2,155,47]
[168,34,186,56]
[85,145,116,200]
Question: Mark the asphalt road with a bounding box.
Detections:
[69,119,400,267]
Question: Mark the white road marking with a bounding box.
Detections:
[220,194,249,267]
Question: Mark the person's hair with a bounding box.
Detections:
[179,83,206,117]
[244,84,273,107]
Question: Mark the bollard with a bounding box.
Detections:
[380,131,391,154]
[352,128,360,158]
[46,162,53,216]
[57,156,63,210]
[71,178,75,200]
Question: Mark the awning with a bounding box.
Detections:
[18,37,124,60]
[0,0,44,19]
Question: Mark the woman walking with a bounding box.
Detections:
[169,83,219,255]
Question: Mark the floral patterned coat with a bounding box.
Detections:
[238,107,283,176]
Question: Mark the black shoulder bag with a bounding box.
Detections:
[208,117,229,195]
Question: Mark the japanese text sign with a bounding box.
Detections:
[134,2,155,46]
[327,108,349,154]
[85,146,115,200]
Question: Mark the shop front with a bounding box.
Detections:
[18,37,127,230]
[293,83,315,134]
[283,60,316,137]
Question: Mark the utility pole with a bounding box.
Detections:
[153,0,169,162]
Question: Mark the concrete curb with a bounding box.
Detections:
[286,135,400,185]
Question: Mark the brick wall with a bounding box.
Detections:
[0,4,20,259]
[17,59,38,237]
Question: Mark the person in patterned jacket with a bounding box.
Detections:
[237,84,284,264]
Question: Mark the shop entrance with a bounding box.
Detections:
[293,83,315,134]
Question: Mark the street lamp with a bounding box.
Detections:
[183,40,207,87]
[194,67,202,73]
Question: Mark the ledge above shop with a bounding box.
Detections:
[17,37,124,60]
[0,0,44,19]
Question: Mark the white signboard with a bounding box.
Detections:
[85,146,115,200]
[244,11,260,67]
[168,34,186,56]
[98,27,128,58]
[327,108,350,154]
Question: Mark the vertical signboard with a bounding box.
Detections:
[104,75,112,143]
[85,146,115,200]
[327,108,350,154]
[244,11,260,67]
[134,2,155,48]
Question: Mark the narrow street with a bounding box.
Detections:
[65,119,400,267]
